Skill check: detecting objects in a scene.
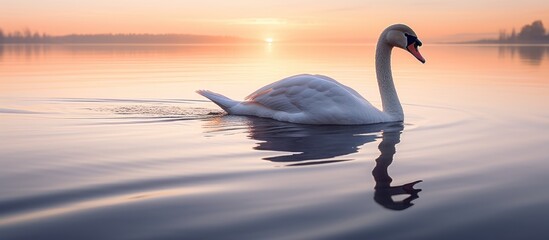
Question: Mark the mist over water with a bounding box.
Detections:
[1,43,548,240]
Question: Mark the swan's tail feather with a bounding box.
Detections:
[196,90,239,113]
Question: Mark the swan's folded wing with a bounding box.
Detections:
[246,74,367,113]
[312,75,367,101]
[246,74,366,101]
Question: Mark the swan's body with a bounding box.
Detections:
[198,74,390,124]
[197,24,425,125]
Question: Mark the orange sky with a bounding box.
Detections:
[1,0,548,42]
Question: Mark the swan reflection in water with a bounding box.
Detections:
[203,116,422,210]
[372,130,422,210]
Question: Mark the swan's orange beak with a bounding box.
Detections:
[407,41,425,64]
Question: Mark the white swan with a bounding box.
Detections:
[197,24,425,125]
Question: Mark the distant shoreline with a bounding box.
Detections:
[0,32,259,44]
[443,20,549,45]
[440,41,549,45]
[455,39,549,44]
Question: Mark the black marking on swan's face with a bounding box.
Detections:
[405,33,422,48]
[404,33,425,63]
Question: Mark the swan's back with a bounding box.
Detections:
[247,74,366,102]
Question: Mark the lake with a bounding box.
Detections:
[1,43,548,240]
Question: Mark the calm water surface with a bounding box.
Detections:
[1,44,548,239]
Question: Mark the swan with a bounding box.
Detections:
[197,24,425,125]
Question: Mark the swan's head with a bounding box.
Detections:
[384,24,425,63]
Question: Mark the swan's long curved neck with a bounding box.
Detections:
[375,38,403,121]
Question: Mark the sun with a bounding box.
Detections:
[264,38,274,43]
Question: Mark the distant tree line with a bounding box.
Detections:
[497,20,549,43]
[0,28,49,43]
[0,28,254,44]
